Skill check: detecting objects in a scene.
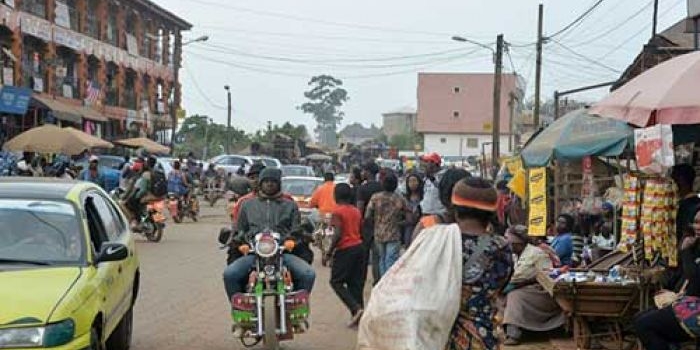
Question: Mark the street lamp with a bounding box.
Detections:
[452,34,504,170]
[169,34,209,153]
[224,85,232,154]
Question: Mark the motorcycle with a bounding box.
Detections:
[312,212,335,264]
[111,188,166,242]
[228,232,311,350]
[167,192,199,223]
[203,176,224,207]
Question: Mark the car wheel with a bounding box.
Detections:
[106,307,133,350]
[88,327,103,350]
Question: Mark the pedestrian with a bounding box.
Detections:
[79,155,106,189]
[364,174,411,278]
[551,214,575,267]
[310,172,337,219]
[356,161,383,286]
[634,206,700,350]
[324,183,365,328]
[349,167,362,204]
[402,173,423,247]
[445,177,513,350]
[412,168,470,240]
[419,152,445,216]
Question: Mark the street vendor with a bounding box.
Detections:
[503,225,566,346]
[551,214,575,267]
[634,205,700,350]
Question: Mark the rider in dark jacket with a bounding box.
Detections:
[223,168,316,309]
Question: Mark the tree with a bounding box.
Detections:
[175,115,250,159]
[389,133,423,150]
[298,75,349,146]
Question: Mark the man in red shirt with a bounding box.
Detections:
[325,183,365,328]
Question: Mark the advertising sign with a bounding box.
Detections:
[528,167,547,237]
[0,86,32,114]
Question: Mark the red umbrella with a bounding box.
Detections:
[590,51,700,127]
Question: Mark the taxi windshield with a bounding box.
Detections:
[0,199,84,265]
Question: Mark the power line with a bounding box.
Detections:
[550,39,621,73]
[548,0,605,39]
[182,63,228,110]
[200,42,477,64]
[180,0,456,37]
[569,0,654,48]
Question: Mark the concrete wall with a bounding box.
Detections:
[423,133,513,157]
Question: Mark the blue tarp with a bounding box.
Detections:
[0,86,32,115]
[521,109,633,168]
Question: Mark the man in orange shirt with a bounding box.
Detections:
[310,172,337,218]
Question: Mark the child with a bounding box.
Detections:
[325,183,366,328]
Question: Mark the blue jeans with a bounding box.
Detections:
[223,254,316,299]
[374,241,401,278]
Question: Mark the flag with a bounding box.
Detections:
[85,80,102,106]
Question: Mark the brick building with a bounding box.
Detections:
[0,0,190,145]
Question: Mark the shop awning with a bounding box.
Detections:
[31,95,82,123]
[75,105,108,122]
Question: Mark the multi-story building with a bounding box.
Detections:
[416,72,524,158]
[0,0,190,144]
[382,106,416,139]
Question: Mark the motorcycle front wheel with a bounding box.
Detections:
[263,296,279,350]
[146,224,164,242]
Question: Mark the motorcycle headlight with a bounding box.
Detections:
[255,237,278,258]
[0,319,74,348]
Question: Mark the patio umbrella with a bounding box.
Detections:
[590,51,700,127]
[115,137,170,154]
[63,127,114,150]
[520,109,633,167]
[3,124,112,155]
[306,153,332,161]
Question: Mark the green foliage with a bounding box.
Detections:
[174,115,250,159]
[298,75,349,137]
[251,122,309,143]
[388,133,423,150]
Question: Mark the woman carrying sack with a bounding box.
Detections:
[445,177,513,350]
[634,206,700,350]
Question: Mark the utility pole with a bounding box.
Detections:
[652,0,659,38]
[225,85,231,154]
[492,34,504,175]
[534,3,544,128]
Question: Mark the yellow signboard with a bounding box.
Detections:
[528,167,547,237]
[501,156,522,175]
[176,109,186,120]
[483,122,492,132]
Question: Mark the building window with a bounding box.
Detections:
[86,0,99,39]
[454,87,460,93]
[123,69,137,109]
[467,138,478,148]
[453,111,460,118]
[54,47,77,98]
[22,0,46,19]
[105,63,119,106]
[22,37,46,92]
[106,6,118,46]
[440,137,446,144]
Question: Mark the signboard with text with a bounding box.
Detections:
[0,86,31,114]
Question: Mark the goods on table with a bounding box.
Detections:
[640,178,678,266]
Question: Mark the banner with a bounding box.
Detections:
[528,167,547,237]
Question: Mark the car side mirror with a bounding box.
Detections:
[219,228,232,245]
[96,243,128,264]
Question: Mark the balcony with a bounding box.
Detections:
[23,0,46,19]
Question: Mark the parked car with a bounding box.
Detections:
[209,154,281,176]
[0,178,140,349]
[281,176,323,217]
[281,165,315,177]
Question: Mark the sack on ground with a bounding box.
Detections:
[357,223,462,350]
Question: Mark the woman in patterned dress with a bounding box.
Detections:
[445,177,514,350]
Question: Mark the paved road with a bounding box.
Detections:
[131,204,359,350]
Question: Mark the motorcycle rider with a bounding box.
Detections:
[168,160,190,212]
[223,168,316,336]
[123,155,159,230]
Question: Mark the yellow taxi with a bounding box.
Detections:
[0,178,139,350]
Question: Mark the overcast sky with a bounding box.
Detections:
[157,0,688,136]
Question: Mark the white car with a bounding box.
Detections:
[209,155,282,176]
